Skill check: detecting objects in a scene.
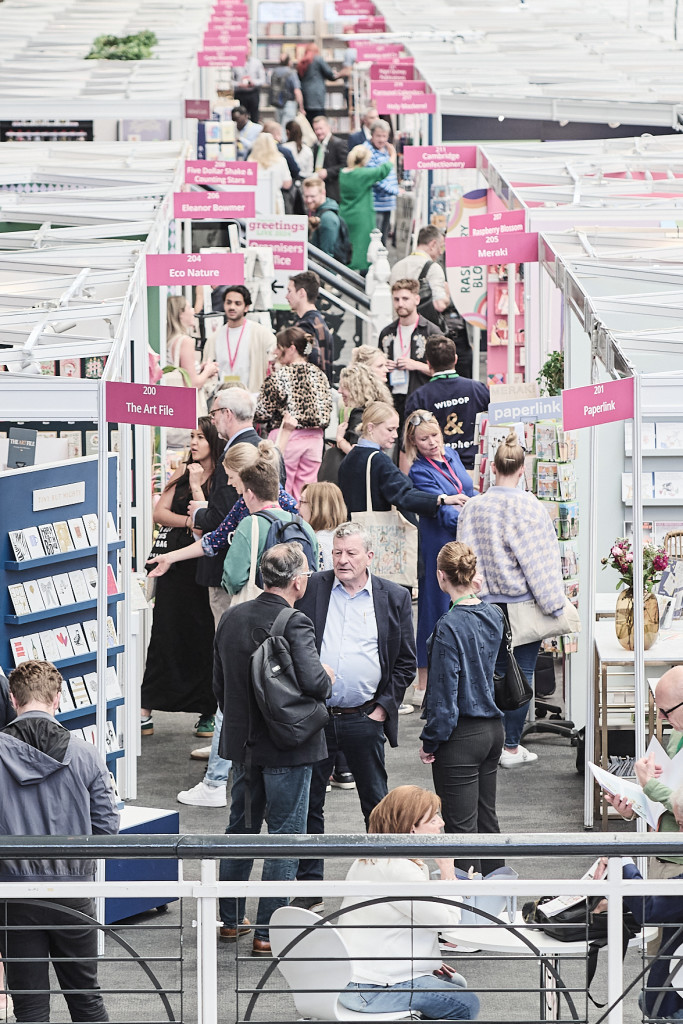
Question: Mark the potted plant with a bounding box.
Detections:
[536,350,564,396]
[601,538,669,650]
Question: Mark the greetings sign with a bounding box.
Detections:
[246,215,308,309]
[562,377,634,430]
[185,160,257,186]
[145,253,244,286]
[106,382,197,428]
[403,145,477,170]
[446,209,538,266]
[174,192,256,219]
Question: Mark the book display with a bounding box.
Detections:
[487,269,525,385]
[0,456,126,774]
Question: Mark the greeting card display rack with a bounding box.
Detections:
[0,456,126,775]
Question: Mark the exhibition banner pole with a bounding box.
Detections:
[507,262,516,384]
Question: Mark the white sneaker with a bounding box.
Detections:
[190,746,212,761]
[398,703,415,716]
[177,780,227,806]
[406,686,426,707]
[499,744,538,768]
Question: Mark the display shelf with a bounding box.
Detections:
[259,34,314,40]
[58,696,124,723]
[5,592,124,626]
[5,540,125,572]
[52,644,124,670]
[626,450,683,457]
[106,749,125,763]
[624,498,683,506]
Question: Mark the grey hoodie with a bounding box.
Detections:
[0,710,119,882]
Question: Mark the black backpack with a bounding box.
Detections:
[417,260,447,332]
[253,511,317,588]
[249,607,329,750]
[268,67,291,108]
[333,214,353,265]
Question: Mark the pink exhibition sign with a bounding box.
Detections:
[198,49,247,66]
[106,382,197,429]
[248,238,306,272]
[185,160,257,186]
[562,377,634,431]
[355,42,404,58]
[446,232,538,266]
[469,209,525,235]
[145,253,244,286]
[369,61,415,81]
[376,93,436,115]
[354,17,386,29]
[403,145,477,170]
[174,192,256,219]
[370,81,426,97]
[335,0,377,13]
[185,99,211,120]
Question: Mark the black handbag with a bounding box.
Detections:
[493,607,533,712]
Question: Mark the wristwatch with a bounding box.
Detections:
[437,494,446,506]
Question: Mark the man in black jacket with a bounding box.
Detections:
[215,543,333,957]
[294,522,416,899]
[310,116,347,202]
[378,278,442,428]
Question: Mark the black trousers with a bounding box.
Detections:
[234,87,260,123]
[431,715,505,875]
[0,898,108,1022]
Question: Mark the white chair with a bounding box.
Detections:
[269,905,419,1021]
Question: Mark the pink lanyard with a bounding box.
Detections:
[226,322,247,372]
[425,455,463,494]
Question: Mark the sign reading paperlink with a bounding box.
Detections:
[174,192,256,219]
[376,93,436,115]
[106,382,197,428]
[185,160,257,186]
[562,377,634,430]
[488,396,562,424]
[446,209,538,266]
[146,253,244,286]
[403,145,477,171]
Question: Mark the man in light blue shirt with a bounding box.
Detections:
[232,105,263,159]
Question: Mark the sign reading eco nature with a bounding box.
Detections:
[375,93,436,115]
[403,145,477,171]
[446,209,538,266]
[184,160,257,186]
[174,192,256,219]
[146,253,244,287]
[106,382,197,429]
[562,377,634,431]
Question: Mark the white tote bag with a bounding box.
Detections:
[506,596,581,646]
[351,451,419,589]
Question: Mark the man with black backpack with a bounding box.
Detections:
[214,543,333,958]
[302,175,352,265]
[390,225,451,330]
[268,54,305,130]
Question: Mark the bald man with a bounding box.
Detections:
[605,665,683,880]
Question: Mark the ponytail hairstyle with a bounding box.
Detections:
[276,325,314,358]
[493,429,525,477]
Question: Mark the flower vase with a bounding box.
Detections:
[614,587,660,651]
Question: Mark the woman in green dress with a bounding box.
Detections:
[339,144,396,272]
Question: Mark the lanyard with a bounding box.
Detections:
[450,594,476,608]
[425,455,463,494]
[396,323,414,360]
[226,322,247,372]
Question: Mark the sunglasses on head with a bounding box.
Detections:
[408,412,435,428]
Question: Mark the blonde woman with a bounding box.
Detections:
[165,296,219,390]
[340,143,396,271]
[336,362,393,456]
[298,481,347,570]
[351,344,390,384]
[249,132,292,214]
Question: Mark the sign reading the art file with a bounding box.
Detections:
[174,192,256,219]
[185,160,257,186]
[446,210,538,266]
[403,145,477,171]
[562,377,634,431]
[146,253,244,286]
[375,93,436,115]
[106,382,197,429]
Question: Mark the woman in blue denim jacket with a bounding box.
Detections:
[419,542,504,874]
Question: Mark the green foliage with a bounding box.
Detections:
[86,31,158,61]
[536,349,564,396]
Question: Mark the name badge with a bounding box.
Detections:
[389,369,408,388]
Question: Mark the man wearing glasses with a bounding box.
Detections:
[605,666,683,881]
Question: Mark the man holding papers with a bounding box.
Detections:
[602,666,683,880]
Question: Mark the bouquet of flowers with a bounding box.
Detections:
[601,538,669,593]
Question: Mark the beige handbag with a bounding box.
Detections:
[506,596,581,646]
[226,515,263,605]
[351,450,418,588]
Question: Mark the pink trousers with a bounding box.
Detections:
[269,427,323,502]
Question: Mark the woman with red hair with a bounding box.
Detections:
[297,44,337,124]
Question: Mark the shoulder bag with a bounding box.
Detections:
[226,515,263,606]
[350,450,418,588]
[506,596,581,646]
[493,606,533,712]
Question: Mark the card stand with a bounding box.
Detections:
[51,645,125,670]
[57,697,125,724]
[5,592,125,626]
[4,539,125,572]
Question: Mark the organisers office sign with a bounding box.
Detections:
[246,216,308,310]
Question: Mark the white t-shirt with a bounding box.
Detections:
[285,141,314,177]
[215,321,252,385]
[389,320,416,395]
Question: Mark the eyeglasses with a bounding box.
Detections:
[408,412,435,427]
[297,570,314,578]
[659,699,683,719]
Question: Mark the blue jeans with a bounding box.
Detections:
[297,711,388,883]
[340,977,479,1020]
[494,626,541,748]
[219,761,312,940]
[204,707,231,786]
[276,100,298,130]
[375,210,392,247]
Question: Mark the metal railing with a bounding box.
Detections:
[1,833,682,1024]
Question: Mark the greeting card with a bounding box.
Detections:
[106,616,118,648]
[22,528,45,560]
[69,676,91,708]
[24,634,44,660]
[9,530,31,562]
[654,472,683,500]
[59,431,83,459]
[106,666,122,699]
[38,523,61,557]
[23,580,45,614]
[67,518,89,550]
[54,522,75,553]
[106,512,118,543]
[39,630,60,661]
[82,513,98,546]
[37,577,60,610]
[59,680,75,713]
[53,627,74,660]
[10,637,29,666]
[67,623,88,657]
[68,571,89,603]
[52,573,76,606]
[536,462,559,501]
[106,565,118,595]
[8,583,30,617]
[82,567,98,597]
[656,423,683,450]
[82,619,98,652]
